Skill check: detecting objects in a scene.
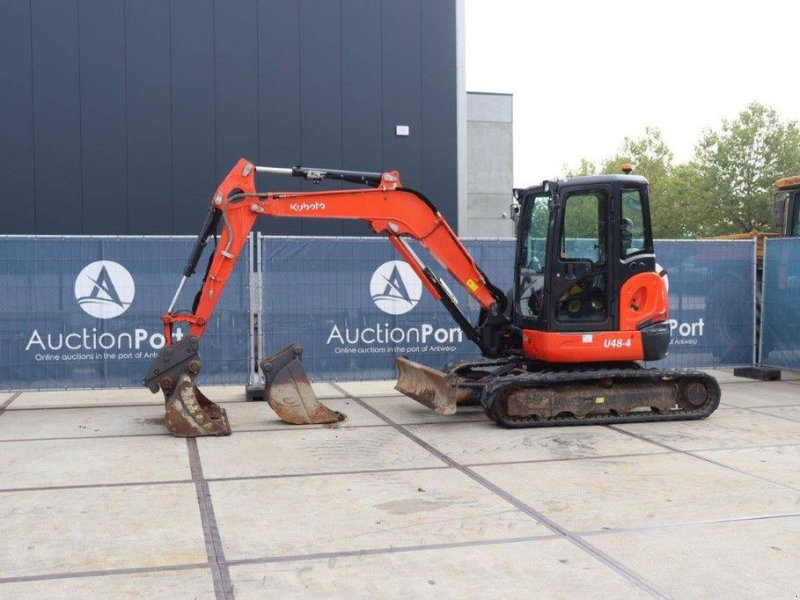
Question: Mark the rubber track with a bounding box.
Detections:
[482,367,721,428]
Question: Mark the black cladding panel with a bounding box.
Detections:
[0,1,36,232]
[0,0,458,236]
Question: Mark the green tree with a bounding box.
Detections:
[658,162,714,238]
[567,105,800,237]
[694,102,800,233]
[568,127,700,237]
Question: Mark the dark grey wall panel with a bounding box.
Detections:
[340,0,383,236]
[31,0,82,234]
[126,0,172,234]
[1,0,458,236]
[215,0,259,182]
[256,0,302,235]
[381,0,423,192]
[0,1,35,232]
[421,1,458,226]
[79,0,127,234]
[171,0,216,232]
[298,0,344,237]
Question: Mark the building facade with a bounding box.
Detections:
[465,92,514,237]
[0,0,460,236]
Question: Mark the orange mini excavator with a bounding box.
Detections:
[143,159,720,436]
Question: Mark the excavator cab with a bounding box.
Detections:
[773,176,800,237]
[512,175,668,360]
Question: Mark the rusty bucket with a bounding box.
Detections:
[143,336,232,437]
[394,356,477,415]
[164,372,232,436]
[259,344,345,425]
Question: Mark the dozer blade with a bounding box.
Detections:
[142,337,231,437]
[165,373,232,437]
[259,344,345,425]
[395,356,477,415]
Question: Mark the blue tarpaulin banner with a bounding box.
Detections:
[1,236,250,390]
[651,240,755,369]
[0,236,757,390]
[260,237,512,381]
[761,238,800,370]
[261,237,756,381]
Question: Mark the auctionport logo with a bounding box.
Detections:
[369,260,422,315]
[74,260,135,319]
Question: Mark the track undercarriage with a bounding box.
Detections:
[396,356,720,428]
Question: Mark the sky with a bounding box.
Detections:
[465,0,800,186]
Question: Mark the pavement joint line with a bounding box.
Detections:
[0,423,397,445]
[2,402,166,411]
[207,464,451,484]
[576,511,800,537]
[0,432,173,443]
[606,425,800,493]
[720,403,800,411]
[1,402,164,412]
[0,467,453,494]
[0,479,193,494]
[0,562,209,586]
[331,384,670,600]
[229,423,394,433]
[0,398,350,411]
[718,379,790,385]
[690,440,800,453]
[187,438,234,600]
[0,393,22,415]
[223,534,560,568]
[461,451,671,469]
[738,406,800,424]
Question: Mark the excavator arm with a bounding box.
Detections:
[163,158,506,350]
[143,158,509,436]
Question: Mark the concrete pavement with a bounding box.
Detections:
[1,370,799,598]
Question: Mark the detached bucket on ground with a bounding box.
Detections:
[259,344,345,425]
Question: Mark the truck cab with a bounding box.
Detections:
[773,176,800,236]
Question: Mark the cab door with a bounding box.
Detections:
[548,185,614,332]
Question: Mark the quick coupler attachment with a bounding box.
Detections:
[142,337,232,437]
[259,344,345,425]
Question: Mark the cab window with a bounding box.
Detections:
[621,189,646,257]
[560,191,606,264]
[517,193,549,318]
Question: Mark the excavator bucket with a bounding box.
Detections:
[395,356,477,415]
[143,336,232,437]
[259,344,345,425]
[165,372,232,437]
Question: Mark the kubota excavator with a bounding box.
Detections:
[143,159,720,436]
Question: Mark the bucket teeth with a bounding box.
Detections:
[164,373,232,437]
[260,344,345,425]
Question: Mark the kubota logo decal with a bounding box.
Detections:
[74,260,135,319]
[370,260,422,315]
[289,201,326,212]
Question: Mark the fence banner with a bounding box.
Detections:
[260,237,512,381]
[1,236,250,390]
[651,240,755,369]
[761,238,800,370]
[261,237,756,381]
